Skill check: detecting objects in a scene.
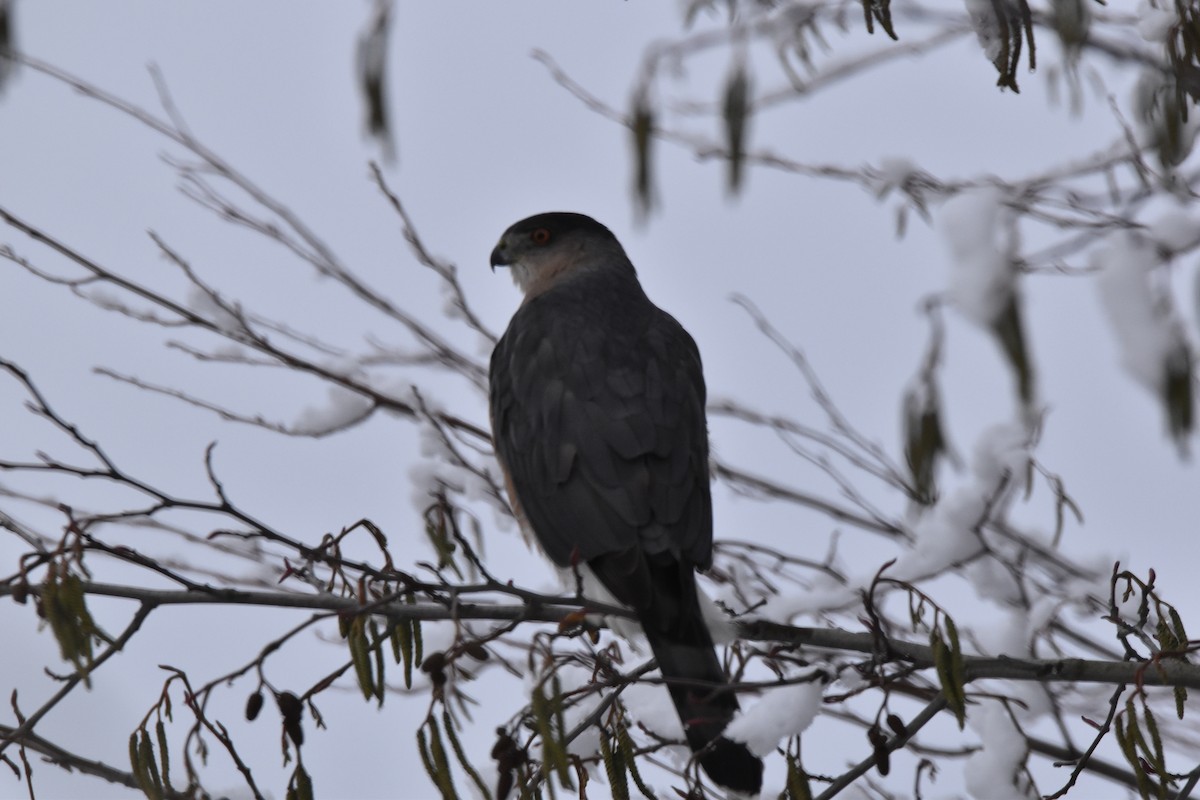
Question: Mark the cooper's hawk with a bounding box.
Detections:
[488,212,762,795]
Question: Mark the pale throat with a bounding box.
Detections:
[514,254,587,300]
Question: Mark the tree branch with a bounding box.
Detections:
[0,602,154,757]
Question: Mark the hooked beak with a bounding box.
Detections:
[490,238,510,272]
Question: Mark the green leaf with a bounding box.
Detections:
[390,605,416,689]
[616,722,655,799]
[417,727,440,791]
[348,617,374,702]
[442,709,491,800]
[428,716,461,800]
[931,627,966,728]
[599,729,629,800]
[1124,700,1167,799]
[129,732,148,797]
[42,575,74,662]
[139,729,163,800]
[425,515,461,577]
[785,751,812,799]
[1140,701,1168,794]
[1115,714,1154,799]
[1169,607,1189,650]
[291,763,315,800]
[1155,617,1179,652]
[532,681,572,790]
[945,618,967,691]
[155,720,171,791]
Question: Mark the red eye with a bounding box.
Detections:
[530,228,552,245]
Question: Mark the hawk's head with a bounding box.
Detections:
[490,212,630,298]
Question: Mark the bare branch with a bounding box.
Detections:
[0,603,154,758]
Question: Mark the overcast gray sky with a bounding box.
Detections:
[2,2,1196,798]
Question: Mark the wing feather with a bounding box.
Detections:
[489,274,711,570]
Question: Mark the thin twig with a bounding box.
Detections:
[0,603,154,757]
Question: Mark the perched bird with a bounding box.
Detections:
[488,212,762,795]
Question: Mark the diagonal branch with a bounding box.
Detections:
[814,694,948,800]
[0,603,154,758]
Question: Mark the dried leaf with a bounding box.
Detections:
[276,691,305,748]
[1139,70,1196,168]
[1163,342,1194,451]
[0,0,14,94]
[370,618,386,704]
[722,64,750,195]
[631,89,655,219]
[990,293,1036,409]
[392,618,415,688]
[867,725,890,775]
[246,690,265,721]
[860,0,898,39]
[903,380,946,505]
[491,727,527,799]
[356,0,395,161]
[968,0,1036,91]
[1051,0,1089,58]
